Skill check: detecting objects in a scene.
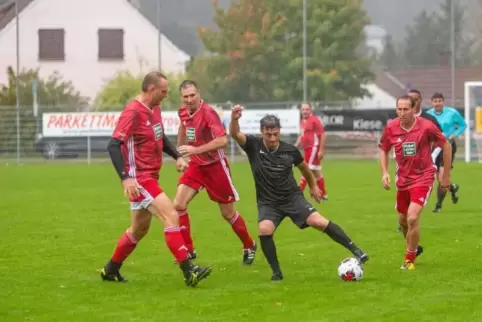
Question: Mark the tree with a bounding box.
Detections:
[0,66,87,154]
[188,0,374,103]
[379,34,401,69]
[402,0,472,67]
[95,71,186,111]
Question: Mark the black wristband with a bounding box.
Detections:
[163,136,182,160]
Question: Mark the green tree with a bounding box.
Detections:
[402,0,472,67]
[379,34,401,69]
[0,66,87,154]
[95,70,185,111]
[188,0,374,103]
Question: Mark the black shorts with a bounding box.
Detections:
[435,139,457,169]
[257,194,316,229]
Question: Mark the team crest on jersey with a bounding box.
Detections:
[402,142,416,156]
[152,123,163,140]
[186,127,196,142]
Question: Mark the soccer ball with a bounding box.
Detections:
[337,257,363,281]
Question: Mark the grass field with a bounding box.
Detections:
[1,160,481,322]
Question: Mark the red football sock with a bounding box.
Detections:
[405,248,417,262]
[164,227,190,264]
[178,209,194,252]
[299,177,308,191]
[111,230,138,263]
[229,212,254,249]
[317,176,327,196]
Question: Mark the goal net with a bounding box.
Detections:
[464,82,482,163]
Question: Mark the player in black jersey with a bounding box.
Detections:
[229,105,369,281]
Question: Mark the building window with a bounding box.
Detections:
[38,29,65,61]
[98,29,124,60]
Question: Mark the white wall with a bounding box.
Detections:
[353,83,396,109]
[0,0,190,100]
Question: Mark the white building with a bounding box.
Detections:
[0,0,190,100]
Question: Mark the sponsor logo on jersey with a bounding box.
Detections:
[402,142,416,156]
[186,127,196,142]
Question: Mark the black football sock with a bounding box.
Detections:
[259,235,281,274]
[323,221,358,253]
[105,260,122,274]
[436,184,447,206]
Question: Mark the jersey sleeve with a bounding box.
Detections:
[314,117,325,135]
[112,107,138,143]
[292,147,304,166]
[427,121,447,148]
[241,134,257,154]
[378,126,392,152]
[206,108,226,138]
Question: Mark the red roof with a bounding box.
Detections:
[375,68,482,107]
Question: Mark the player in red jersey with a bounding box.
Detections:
[101,72,212,287]
[296,103,328,200]
[174,80,257,265]
[379,95,452,270]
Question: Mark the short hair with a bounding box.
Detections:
[179,80,199,92]
[396,95,416,108]
[408,89,421,96]
[431,92,444,100]
[260,114,281,130]
[141,72,167,92]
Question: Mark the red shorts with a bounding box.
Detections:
[395,186,433,215]
[130,177,164,211]
[179,158,239,204]
[304,147,321,170]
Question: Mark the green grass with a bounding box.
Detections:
[0,161,481,322]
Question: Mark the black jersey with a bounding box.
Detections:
[419,110,443,131]
[241,135,304,204]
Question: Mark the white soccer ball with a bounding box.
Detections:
[337,257,364,281]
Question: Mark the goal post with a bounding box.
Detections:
[464,81,482,163]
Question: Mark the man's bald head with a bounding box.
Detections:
[140,71,168,107]
[141,72,167,92]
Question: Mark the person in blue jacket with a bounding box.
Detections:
[426,92,467,213]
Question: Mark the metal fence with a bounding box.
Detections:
[0,104,393,164]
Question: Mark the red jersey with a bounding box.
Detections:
[178,101,226,165]
[112,99,165,180]
[379,117,446,191]
[300,114,324,149]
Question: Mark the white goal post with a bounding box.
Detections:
[464,81,482,163]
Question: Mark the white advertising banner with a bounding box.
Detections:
[42,109,300,137]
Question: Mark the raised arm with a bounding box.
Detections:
[229,105,247,146]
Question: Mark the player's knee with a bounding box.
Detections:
[162,210,180,227]
[173,198,187,212]
[406,215,418,228]
[306,213,328,230]
[258,221,275,235]
[398,215,407,226]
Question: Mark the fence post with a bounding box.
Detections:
[87,136,91,165]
